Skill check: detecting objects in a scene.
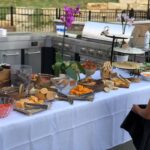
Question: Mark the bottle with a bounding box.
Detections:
[144,31,150,49]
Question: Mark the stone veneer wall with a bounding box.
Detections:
[87,0,148,10]
[130,22,150,48]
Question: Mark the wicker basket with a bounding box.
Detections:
[0,69,10,88]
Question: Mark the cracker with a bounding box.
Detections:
[35,91,46,100]
[46,91,56,100]
[40,88,48,95]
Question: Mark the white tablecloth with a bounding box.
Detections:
[0,69,150,150]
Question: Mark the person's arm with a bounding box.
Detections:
[132,99,150,119]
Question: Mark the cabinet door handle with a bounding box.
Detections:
[2,53,20,57]
[63,54,71,58]
[26,51,41,55]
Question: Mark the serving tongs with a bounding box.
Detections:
[69,92,94,102]
[0,87,18,96]
[24,102,48,110]
[118,75,131,84]
[57,91,94,104]
[56,92,74,104]
[52,87,94,104]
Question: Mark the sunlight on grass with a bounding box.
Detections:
[0,0,118,8]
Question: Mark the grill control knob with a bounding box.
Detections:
[65,44,69,47]
[97,51,103,56]
[80,48,86,53]
[89,49,94,55]
[58,42,62,46]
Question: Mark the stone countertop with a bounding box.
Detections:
[53,19,85,25]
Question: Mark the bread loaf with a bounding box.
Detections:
[101,61,112,79]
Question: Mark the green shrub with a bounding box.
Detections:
[0,7,10,20]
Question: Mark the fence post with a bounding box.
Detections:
[147,0,150,19]
[88,11,91,21]
[115,9,118,18]
[56,8,61,19]
[58,8,61,19]
[102,16,106,22]
[10,6,14,26]
[56,8,58,19]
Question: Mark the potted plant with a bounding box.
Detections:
[52,56,85,81]
[52,5,83,80]
[59,5,80,60]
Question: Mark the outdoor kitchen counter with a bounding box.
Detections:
[0,32,51,72]
[0,32,50,50]
[0,69,150,150]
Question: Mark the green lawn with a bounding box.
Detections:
[0,0,118,8]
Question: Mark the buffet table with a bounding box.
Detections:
[0,69,150,150]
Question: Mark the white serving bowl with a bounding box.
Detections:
[141,71,150,81]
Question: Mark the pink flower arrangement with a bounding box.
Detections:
[59,5,80,60]
[60,5,80,28]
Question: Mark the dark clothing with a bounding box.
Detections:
[129,8,134,18]
[121,105,150,150]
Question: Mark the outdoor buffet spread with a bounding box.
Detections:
[1,7,150,150]
[0,59,150,118]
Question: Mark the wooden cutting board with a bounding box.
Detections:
[14,103,51,115]
[79,79,104,92]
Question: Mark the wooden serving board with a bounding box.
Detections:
[68,92,95,102]
[56,91,95,103]
[79,79,104,92]
[14,103,51,116]
[112,61,141,70]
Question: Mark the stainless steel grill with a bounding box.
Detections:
[52,21,135,62]
[82,21,134,42]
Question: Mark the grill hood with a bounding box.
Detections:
[82,22,135,42]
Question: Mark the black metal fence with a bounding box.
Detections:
[0,6,148,32]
